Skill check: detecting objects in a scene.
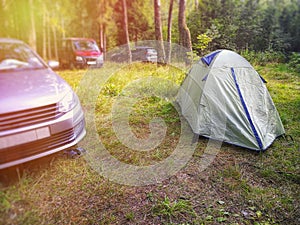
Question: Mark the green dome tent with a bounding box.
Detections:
[176,49,285,151]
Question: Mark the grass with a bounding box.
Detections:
[0,62,299,224]
[151,196,196,222]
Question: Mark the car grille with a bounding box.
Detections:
[86,57,97,62]
[0,128,75,164]
[0,104,62,132]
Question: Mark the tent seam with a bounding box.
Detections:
[231,68,264,150]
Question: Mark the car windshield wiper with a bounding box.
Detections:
[0,67,26,72]
[0,65,45,72]
[29,65,45,70]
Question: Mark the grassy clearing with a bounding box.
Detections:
[0,62,299,224]
[256,64,300,180]
[95,63,185,166]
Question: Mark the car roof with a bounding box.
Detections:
[63,37,96,42]
[135,46,155,49]
[0,38,25,44]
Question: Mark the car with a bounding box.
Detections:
[110,46,157,63]
[0,38,86,169]
[132,46,158,63]
[59,37,103,69]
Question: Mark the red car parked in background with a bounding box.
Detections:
[59,37,103,69]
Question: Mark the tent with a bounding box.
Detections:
[176,49,285,151]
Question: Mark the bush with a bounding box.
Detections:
[288,52,300,74]
[240,50,285,65]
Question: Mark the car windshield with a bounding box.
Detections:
[73,40,99,51]
[0,42,45,71]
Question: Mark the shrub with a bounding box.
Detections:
[288,52,300,74]
[240,50,285,65]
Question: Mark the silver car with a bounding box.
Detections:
[0,38,86,169]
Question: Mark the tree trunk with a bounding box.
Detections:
[62,18,65,39]
[195,0,199,9]
[123,0,132,63]
[0,0,8,36]
[52,25,58,60]
[178,0,192,54]
[166,0,174,63]
[103,30,107,60]
[42,4,47,59]
[28,0,36,51]
[154,0,165,63]
[100,23,104,51]
[99,23,107,60]
[47,13,52,60]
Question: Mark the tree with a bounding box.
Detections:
[1,0,299,61]
[178,0,192,62]
[194,0,199,9]
[123,0,132,63]
[95,0,116,59]
[290,3,300,51]
[154,0,165,63]
[236,0,260,50]
[113,0,153,46]
[28,0,37,51]
[178,0,192,50]
[128,1,153,42]
[166,0,174,63]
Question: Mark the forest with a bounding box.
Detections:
[1,0,299,62]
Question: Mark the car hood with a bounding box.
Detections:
[76,50,100,57]
[0,68,71,114]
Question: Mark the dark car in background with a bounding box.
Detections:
[0,38,86,169]
[110,46,157,63]
[132,46,157,63]
[59,37,103,69]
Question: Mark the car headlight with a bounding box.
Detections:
[97,55,104,63]
[58,91,79,113]
[76,56,83,61]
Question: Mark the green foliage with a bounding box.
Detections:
[187,0,300,54]
[186,50,200,62]
[152,196,196,222]
[196,34,212,50]
[240,50,285,65]
[0,191,11,212]
[102,83,122,97]
[100,63,185,98]
[2,0,299,60]
[216,216,227,222]
[255,63,300,186]
[125,211,135,221]
[95,63,185,166]
[114,0,154,45]
[288,52,300,74]
[193,33,212,55]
